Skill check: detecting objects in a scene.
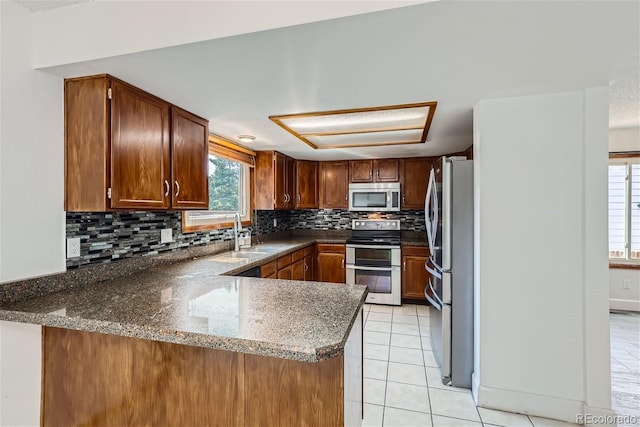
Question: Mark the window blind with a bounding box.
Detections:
[209,134,256,167]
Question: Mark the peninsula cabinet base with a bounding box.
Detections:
[41,321,362,427]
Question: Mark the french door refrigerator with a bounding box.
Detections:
[424,156,474,388]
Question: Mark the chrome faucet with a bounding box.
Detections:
[233,212,241,251]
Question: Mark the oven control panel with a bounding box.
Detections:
[352,219,400,230]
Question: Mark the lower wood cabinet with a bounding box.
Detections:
[401,245,431,299]
[262,245,315,281]
[317,244,346,284]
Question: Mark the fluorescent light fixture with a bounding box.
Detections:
[269,101,437,149]
[237,135,256,143]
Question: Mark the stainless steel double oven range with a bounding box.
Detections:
[345,219,402,305]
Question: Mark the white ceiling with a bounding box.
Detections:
[41,1,639,161]
[14,0,92,12]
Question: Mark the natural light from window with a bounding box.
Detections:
[608,159,640,263]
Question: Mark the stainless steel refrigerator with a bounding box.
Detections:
[424,156,474,388]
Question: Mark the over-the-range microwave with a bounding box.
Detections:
[348,182,401,212]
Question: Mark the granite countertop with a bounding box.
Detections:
[0,237,366,362]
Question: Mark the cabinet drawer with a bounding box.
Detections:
[260,260,277,278]
[401,245,430,257]
[292,249,305,263]
[304,245,314,256]
[317,243,345,254]
[277,254,292,270]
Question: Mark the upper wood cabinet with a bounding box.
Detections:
[400,157,432,209]
[401,245,431,300]
[255,151,295,210]
[349,159,399,183]
[319,161,349,209]
[294,160,319,209]
[171,106,209,209]
[64,74,209,212]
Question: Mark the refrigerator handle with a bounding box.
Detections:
[424,258,442,279]
[425,279,443,311]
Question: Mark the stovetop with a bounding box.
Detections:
[347,219,401,247]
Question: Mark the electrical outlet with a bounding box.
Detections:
[273,218,277,227]
[66,237,81,258]
[623,279,631,290]
[160,228,173,244]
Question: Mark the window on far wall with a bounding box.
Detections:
[608,158,640,264]
[182,136,254,232]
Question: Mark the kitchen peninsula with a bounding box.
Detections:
[0,240,366,426]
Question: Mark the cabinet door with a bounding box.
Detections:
[277,266,292,280]
[110,81,170,209]
[375,159,399,182]
[303,254,314,281]
[291,259,305,281]
[285,156,296,209]
[171,107,209,209]
[295,160,319,209]
[274,152,287,208]
[317,253,345,284]
[319,161,349,209]
[400,157,432,209]
[349,160,374,183]
[402,246,431,299]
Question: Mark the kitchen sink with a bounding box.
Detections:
[232,250,268,256]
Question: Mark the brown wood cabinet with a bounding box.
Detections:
[294,160,319,208]
[260,260,277,278]
[304,245,315,281]
[319,161,349,209]
[292,259,305,280]
[400,157,433,209]
[349,159,399,183]
[317,244,346,284]
[171,106,209,209]
[255,151,295,210]
[401,245,431,300]
[64,74,208,212]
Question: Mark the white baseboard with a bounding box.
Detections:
[610,298,640,312]
[471,371,480,403]
[475,384,615,425]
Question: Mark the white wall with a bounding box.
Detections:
[609,127,640,152]
[32,1,425,68]
[473,88,614,423]
[0,1,65,282]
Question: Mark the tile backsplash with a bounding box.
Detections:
[289,209,425,232]
[66,208,424,269]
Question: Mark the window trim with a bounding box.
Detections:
[182,135,255,233]
[608,155,640,268]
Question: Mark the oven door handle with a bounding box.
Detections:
[346,244,400,250]
[345,265,398,272]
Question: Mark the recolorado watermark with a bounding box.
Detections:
[576,414,638,425]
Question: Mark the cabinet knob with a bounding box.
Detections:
[164,180,170,197]
[174,181,180,197]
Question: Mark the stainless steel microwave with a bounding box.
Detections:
[348,183,401,212]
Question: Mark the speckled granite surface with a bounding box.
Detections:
[0,237,366,362]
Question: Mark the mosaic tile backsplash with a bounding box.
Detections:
[66,208,424,269]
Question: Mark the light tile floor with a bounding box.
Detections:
[610,311,640,427]
[361,303,640,427]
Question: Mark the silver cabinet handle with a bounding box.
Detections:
[174,181,180,197]
[164,180,170,197]
[341,259,344,269]
[304,263,308,271]
[283,194,287,203]
[403,261,406,271]
[377,169,380,179]
[297,194,301,203]
[402,194,406,204]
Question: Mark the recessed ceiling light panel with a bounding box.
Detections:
[270,101,436,149]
